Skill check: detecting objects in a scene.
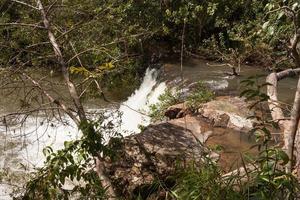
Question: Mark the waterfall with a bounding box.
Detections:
[119,68,166,135]
[0,68,165,168]
[0,67,166,199]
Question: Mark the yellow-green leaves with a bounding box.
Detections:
[69,62,115,78]
[69,66,91,77]
[97,61,114,71]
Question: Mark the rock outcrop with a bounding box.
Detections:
[105,96,255,197]
[105,116,211,197]
[199,96,253,131]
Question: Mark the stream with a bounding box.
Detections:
[0,58,298,199]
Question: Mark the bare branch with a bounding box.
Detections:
[0,22,45,29]
[46,0,58,15]
[35,1,117,197]
[21,72,80,125]
[67,48,116,64]
[36,0,87,122]
[26,42,50,48]
[11,0,39,10]
[69,41,84,67]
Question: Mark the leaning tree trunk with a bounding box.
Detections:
[291,76,300,175]
[266,68,300,173]
[35,0,116,198]
[36,0,86,122]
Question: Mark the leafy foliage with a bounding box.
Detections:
[21,113,121,200]
[171,159,241,200]
[186,82,214,110]
[149,82,213,121]
[2,0,300,199]
[149,88,181,121]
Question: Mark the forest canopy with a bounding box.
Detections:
[1,0,300,200]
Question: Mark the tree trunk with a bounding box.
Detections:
[266,68,300,172]
[35,0,116,198]
[291,76,300,176]
[36,0,86,122]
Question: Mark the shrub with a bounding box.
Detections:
[149,88,181,121]
[186,82,214,110]
[171,159,241,200]
[149,82,214,121]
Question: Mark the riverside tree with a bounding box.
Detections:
[261,0,300,176]
[1,0,300,199]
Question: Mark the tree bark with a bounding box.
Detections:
[291,77,300,175]
[35,0,116,198]
[36,0,87,122]
[266,68,300,172]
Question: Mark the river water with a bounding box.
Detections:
[0,59,298,198]
[164,58,297,104]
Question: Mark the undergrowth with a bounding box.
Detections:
[149,81,214,121]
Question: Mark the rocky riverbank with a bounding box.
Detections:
[104,96,257,197]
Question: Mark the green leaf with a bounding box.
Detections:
[262,21,269,30]
[277,11,284,20]
[268,26,275,35]
[277,150,289,165]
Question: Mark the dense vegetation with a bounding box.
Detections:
[0,0,294,70]
[1,0,300,199]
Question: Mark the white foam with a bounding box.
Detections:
[0,68,166,198]
[119,68,166,134]
[205,79,229,90]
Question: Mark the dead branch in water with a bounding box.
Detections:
[206,62,240,76]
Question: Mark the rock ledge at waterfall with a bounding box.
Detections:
[199,96,254,131]
[104,96,255,197]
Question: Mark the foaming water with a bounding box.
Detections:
[205,80,229,90]
[0,117,80,199]
[1,68,165,169]
[0,67,166,198]
[119,68,166,134]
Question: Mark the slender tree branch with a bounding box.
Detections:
[11,0,39,10]
[21,72,80,125]
[35,1,117,197]
[0,22,45,29]
[36,0,87,122]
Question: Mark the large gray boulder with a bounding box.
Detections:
[105,116,211,197]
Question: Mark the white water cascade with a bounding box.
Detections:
[0,67,166,199]
[119,68,166,135]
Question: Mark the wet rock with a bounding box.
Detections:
[213,113,230,128]
[199,96,253,131]
[105,115,213,197]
